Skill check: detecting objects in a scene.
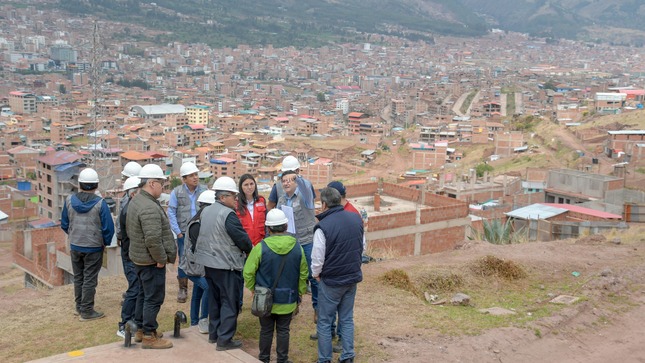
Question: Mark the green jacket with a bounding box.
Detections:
[127,189,177,266]
[243,234,308,315]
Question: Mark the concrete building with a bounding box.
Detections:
[36,151,83,221]
[185,104,210,124]
[346,182,469,257]
[129,104,186,120]
[9,91,37,114]
[409,142,447,171]
[545,169,624,204]
[605,130,645,159]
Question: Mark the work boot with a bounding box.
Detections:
[79,310,105,322]
[177,277,188,303]
[142,333,173,349]
[135,329,162,342]
[216,339,242,351]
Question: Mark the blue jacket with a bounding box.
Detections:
[315,205,363,287]
[61,192,115,253]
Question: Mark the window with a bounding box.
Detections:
[47,199,52,207]
[47,187,52,195]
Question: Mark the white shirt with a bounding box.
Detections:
[246,200,254,221]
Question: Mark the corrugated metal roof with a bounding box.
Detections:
[540,203,622,219]
[506,204,567,220]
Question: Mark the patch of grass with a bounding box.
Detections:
[417,270,464,293]
[470,255,527,280]
[381,269,419,295]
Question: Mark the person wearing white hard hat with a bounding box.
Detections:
[116,176,141,338]
[126,164,176,349]
[116,162,143,249]
[276,169,318,323]
[194,176,253,351]
[243,209,308,363]
[61,168,115,322]
[179,189,216,334]
[168,161,207,303]
[267,155,316,210]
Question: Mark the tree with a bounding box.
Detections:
[317,92,326,102]
[59,84,67,94]
[475,163,493,178]
[169,176,182,189]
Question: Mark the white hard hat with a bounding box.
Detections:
[180,162,200,177]
[266,209,288,227]
[121,161,142,177]
[79,168,100,183]
[281,155,301,171]
[197,190,216,204]
[123,176,141,192]
[212,176,239,193]
[139,164,167,180]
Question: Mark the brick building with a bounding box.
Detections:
[36,151,83,221]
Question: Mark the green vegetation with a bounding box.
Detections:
[472,219,526,245]
[475,163,493,178]
[460,90,478,115]
[46,0,487,48]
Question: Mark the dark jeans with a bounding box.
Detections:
[187,275,209,325]
[177,236,187,278]
[119,257,139,327]
[71,249,103,314]
[259,313,293,363]
[205,267,242,345]
[134,264,166,334]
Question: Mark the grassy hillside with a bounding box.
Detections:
[47,0,488,48]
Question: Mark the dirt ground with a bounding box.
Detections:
[3,227,645,362]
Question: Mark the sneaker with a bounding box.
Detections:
[198,318,209,334]
[142,334,173,349]
[79,310,105,322]
[216,339,242,351]
[116,326,125,339]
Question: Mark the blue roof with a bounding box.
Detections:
[54,161,83,172]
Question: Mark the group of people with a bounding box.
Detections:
[61,156,364,363]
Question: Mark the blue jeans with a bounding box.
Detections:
[119,256,140,327]
[177,236,187,278]
[187,275,209,325]
[301,243,318,308]
[317,280,357,363]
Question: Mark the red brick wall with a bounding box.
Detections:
[382,183,421,202]
[500,192,545,208]
[420,204,468,224]
[369,234,415,257]
[13,226,67,286]
[345,182,378,197]
[607,179,624,191]
[419,226,465,254]
[369,211,417,231]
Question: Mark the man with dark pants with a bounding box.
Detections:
[312,188,364,363]
[168,161,206,303]
[127,164,176,349]
[116,176,140,338]
[61,168,115,321]
[194,177,253,351]
[243,209,308,363]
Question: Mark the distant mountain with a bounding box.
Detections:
[50,0,488,47]
[47,0,645,47]
[459,0,645,42]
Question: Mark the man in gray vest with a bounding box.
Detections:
[267,155,316,210]
[61,168,115,321]
[194,176,252,351]
[276,170,318,324]
[168,161,206,303]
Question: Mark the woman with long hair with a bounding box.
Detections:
[236,174,267,246]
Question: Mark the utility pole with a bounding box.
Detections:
[90,21,102,169]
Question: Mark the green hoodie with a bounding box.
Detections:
[243,234,308,315]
